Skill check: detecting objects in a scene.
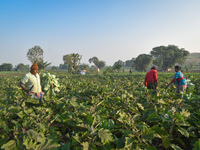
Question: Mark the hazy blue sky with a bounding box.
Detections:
[0,0,200,67]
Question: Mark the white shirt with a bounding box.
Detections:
[21,72,42,93]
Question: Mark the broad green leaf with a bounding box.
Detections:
[137,103,144,110]
[162,137,170,149]
[175,111,190,127]
[180,109,190,117]
[22,120,34,128]
[116,136,125,149]
[23,138,37,149]
[81,142,89,150]
[1,140,16,150]
[125,137,134,148]
[122,94,127,99]
[141,129,154,141]
[96,100,105,107]
[146,146,157,150]
[36,139,60,150]
[178,128,189,138]
[27,129,45,143]
[17,111,25,118]
[108,119,115,128]
[1,122,10,133]
[157,99,166,104]
[85,114,93,125]
[60,142,71,150]
[170,144,182,150]
[98,128,113,144]
[89,143,97,150]
[70,99,79,107]
[8,106,20,113]
[125,137,138,149]
[193,141,200,150]
[147,113,160,122]
[11,120,21,132]
[176,138,185,147]
[37,123,47,132]
[117,110,131,123]
[150,125,168,137]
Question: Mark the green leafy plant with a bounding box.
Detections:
[40,72,60,97]
[0,73,199,149]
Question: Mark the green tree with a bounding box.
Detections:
[24,65,30,70]
[17,63,25,70]
[0,63,13,71]
[98,61,106,69]
[89,57,106,70]
[37,60,51,70]
[27,46,44,63]
[113,60,124,67]
[125,58,135,68]
[89,57,99,66]
[135,54,152,72]
[150,45,189,71]
[79,63,89,70]
[104,66,114,73]
[113,64,122,72]
[51,66,58,70]
[59,63,68,69]
[63,54,72,72]
[63,53,82,73]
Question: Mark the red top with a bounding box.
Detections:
[145,69,158,86]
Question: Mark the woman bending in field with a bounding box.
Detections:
[144,66,158,93]
[165,66,187,94]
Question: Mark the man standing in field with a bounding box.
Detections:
[20,63,44,103]
[144,66,158,93]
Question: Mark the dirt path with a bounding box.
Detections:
[0,73,26,76]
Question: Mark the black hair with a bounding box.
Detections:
[151,66,157,70]
[175,66,181,70]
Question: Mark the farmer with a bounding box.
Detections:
[144,66,158,93]
[165,66,187,94]
[20,63,44,103]
[129,69,132,75]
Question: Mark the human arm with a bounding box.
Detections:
[20,73,35,94]
[165,78,176,89]
[165,82,172,89]
[154,71,158,83]
[20,82,31,94]
[166,72,179,89]
[144,74,147,86]
[165,78,179,89]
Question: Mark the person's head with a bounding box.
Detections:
[30,63,39,75]
[151,66,157,70]
[175,66,181,72]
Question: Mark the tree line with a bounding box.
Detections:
[0,45,190,72]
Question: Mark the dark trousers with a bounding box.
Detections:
[147,82,157,93]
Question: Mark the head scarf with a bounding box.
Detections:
[30,63,39,75]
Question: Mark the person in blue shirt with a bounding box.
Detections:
[166,66,187,93]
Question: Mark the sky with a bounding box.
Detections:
[0,0,200,67]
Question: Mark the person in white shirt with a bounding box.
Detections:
[20,63,44,103]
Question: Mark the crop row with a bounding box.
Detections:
[0,73,199,150]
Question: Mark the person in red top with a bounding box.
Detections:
[144,66,158,93]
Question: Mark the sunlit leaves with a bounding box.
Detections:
[98,128,113,144]
[0,73,199,149]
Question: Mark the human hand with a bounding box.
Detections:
[165,84,170,89]
[25,89,30,94]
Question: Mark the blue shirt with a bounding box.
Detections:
[173,71,187,85]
